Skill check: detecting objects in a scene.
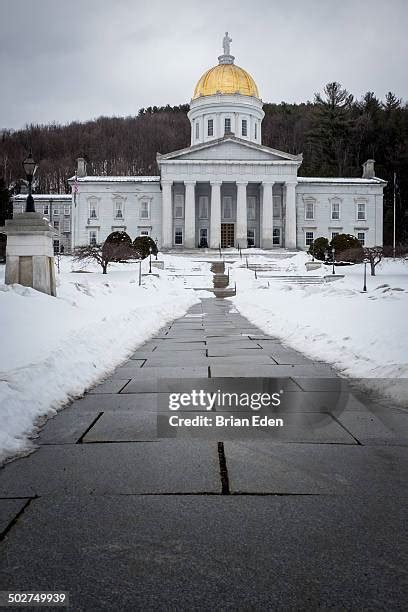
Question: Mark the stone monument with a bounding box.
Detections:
[4,212,57,296]
[4,152,57,296]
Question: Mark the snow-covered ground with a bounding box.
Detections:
[0,255,202,464]
[229,253,408,406]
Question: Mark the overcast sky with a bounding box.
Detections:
[1,0,407,129]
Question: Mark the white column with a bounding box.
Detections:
[236,181,248,247]
[285,181,297,249]
[210,181,221,249]
[184,181,196,248]
[261,181,274,249]
[161,181,173,249]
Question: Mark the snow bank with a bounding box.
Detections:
[230,257,408,406]
[0,256,198,464]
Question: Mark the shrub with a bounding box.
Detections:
[133,235,158,259]
[330,233,364,262]
[309,236,329,260]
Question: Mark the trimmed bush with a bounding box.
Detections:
[133,235,158,259]
[309,236,329,260]
[330,233,363,262]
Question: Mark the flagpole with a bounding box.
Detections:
[393,172,396,259]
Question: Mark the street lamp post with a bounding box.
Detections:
[23,150,38,213]
[154,237,158,260]
[332,247,336,275]
[149,246,152,273]
[363,258,368,292]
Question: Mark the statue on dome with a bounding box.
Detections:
[223,32,232,55]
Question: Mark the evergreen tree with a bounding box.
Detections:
[307,82,354,176]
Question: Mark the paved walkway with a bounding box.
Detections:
[0,299,407,610]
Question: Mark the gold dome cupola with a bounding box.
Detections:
[188,34,264,145]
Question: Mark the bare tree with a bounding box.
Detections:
[73,240,137,274]
[363,246,383,276]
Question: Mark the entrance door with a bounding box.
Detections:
[273,228,281,246]
[221,223,235,248]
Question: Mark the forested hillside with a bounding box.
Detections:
[1,83,407,244]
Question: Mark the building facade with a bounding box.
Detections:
[63,35,384,251]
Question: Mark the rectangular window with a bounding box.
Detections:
[89,201,97,219]
[331,232,339,240]
[140,229,149,236]
[357,202,366,220]
[207,119,213,136]
[242,119,247,137]
[273,196,281,219]
[53,206,60,217]
[53,240,60,254]
[222,196,233,220]
[331,202,340,220]
[63,219,70,232]
[247,196,256,220]
[64,205,70,216]
[140,200,150,219]
[174,227,183,245]
[174,194,184,218]
[254,122,258,140]
[247,228,255,247]
[53,221,59,229]
[305,231,314,246]
[273,228,281,245]
[305,201,314,220]
[195,122,199,140]
[224,118,231,134]
[114,201,123,219]
[357,232,365,246]
[43,204,49,215]
[89,230,97,246]
[198,196,209,219]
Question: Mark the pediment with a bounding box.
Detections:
[158,136,301,164]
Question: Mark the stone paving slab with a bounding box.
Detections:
[207,347,264,357]
[67,393,168,413]
[83,413,159,442]
[36,410,101,444]
[0,495,405,610]
[224,442,408,495]
[142,355,210,367]
[210,364,337,378]
[208,355,277,366]
[129,349,207,360]
[206,340,262,350]
[0,498,29,535]
[293,377,348,391]
[0,442,220,496]
[335,410,408,445]
[152,339,207,346]
[89,379,130,394]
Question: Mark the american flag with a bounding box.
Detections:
[72,173,79,207]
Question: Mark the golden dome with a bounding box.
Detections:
[193,63,259,100]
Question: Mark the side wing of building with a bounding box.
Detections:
[296,178,385,249]
[68,176,162,249]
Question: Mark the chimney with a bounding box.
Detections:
[76,157,87,178]
[362,159,375,179]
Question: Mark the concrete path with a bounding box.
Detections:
[0,299,407,610]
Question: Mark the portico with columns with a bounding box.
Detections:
[157,142,301,250]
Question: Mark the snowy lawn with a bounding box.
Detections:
[0,255,200,464]
[229,253,408,406]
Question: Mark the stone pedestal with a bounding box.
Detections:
[4,212,57,296]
